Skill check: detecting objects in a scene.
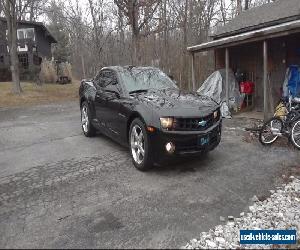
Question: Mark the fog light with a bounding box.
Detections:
[165,142,175,154]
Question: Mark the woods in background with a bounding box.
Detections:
[0,0,277,92]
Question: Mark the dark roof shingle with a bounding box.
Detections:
[212,0,300,39]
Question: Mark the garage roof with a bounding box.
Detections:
[187,19,300,53]
[212,0,300,39]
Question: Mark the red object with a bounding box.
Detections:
[240,81,255,94]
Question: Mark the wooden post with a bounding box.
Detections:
[263,40,268,121]
[225,48,229,106]
[191,52,196,91]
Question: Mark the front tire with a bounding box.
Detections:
[259,117,283,145]
[81,101,96,137]
[291,120,300,150]
[129,118,153,171]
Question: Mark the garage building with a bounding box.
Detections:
[188,0,300,120]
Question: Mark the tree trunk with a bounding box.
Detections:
[129,0,141,65]
[29,0,35,21]
[236,0,242,15]
[118,9,125,65]
[5,0,22,94]
[220,0,227,24]
[245,0,249,10]
[182,0,189,90]
[87,0,103,69]
[10,37,21,93]
[81,54,86,79]
[132,32,141,65]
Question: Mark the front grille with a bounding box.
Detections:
[173,113,217,131]
[176,124,221,152]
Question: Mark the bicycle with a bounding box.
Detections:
[259,95,300,149]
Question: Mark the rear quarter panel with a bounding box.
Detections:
[79,80,97,118]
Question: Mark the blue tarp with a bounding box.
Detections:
[287,65,300,98]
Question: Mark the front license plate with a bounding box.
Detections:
[198,135,210,146]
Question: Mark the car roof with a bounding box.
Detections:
[102,66,161,74]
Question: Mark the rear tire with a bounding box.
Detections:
[81,101,96,137]
[259,117,283,146]
[129,118,153,171]
[291,120,300,150]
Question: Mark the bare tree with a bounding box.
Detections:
[245,0,250,10]
[236,0,242,15]
[42,0,275,88]
[87,0,104,69]
[0,0,45,93]
[1,0,22,93]
[114,0,161,65]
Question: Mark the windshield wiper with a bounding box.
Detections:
[129,89,148,94]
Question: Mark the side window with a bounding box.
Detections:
[97,70,121,93]
[100,71,114,88]
[105,72,121,94]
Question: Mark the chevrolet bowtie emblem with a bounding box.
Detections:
[198,120,207,126]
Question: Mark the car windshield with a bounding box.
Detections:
[120,68,178,93]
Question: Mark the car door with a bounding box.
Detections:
[93,71,107,127]
[95,70,123,137]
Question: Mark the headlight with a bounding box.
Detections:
[160,117,173,129]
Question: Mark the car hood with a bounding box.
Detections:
[132,88,219,117]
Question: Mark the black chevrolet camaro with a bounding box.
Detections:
[79,66,222,171]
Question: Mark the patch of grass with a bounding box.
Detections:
[0,81,80,108]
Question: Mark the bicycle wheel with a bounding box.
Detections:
[259,117,283,145]
[291,120,300,150]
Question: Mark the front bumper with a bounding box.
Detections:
[150,120,222,159]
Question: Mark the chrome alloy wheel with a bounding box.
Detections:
[130,125,145,164]
[81,106,89,133]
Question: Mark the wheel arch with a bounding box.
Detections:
[80,96,96,120]
[80,96,86,107]
[127,112,146,142]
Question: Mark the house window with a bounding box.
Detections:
[0,56,4,63]
[26,29,35,40]
[17,28,35,41]
[17,30,25,40]
[18,53,29,69]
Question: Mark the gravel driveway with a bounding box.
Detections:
[0,102,299,248]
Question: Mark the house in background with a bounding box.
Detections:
[0,17,57,81]
[188,0,300,120]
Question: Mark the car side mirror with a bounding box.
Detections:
[113,91,120,99]
[105,89,120,99]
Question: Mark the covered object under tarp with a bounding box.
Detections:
[197,69,243,117]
